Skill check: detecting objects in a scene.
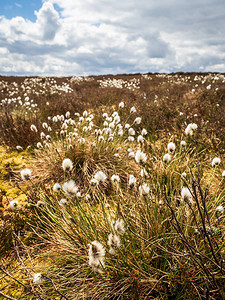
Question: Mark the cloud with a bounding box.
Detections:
[0,0,224,75]
[15,3,22,8]
[35,2,61,41]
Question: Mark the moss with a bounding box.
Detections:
[0,146,31,210]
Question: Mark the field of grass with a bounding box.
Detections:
[0,72,224,299]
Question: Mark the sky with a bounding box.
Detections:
[0,0,225,76]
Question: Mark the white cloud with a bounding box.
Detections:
[0,0,224,75]
[35,2,61,41]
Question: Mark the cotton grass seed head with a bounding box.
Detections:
[135,150,147,164]
[114,219,125,235]
[185,123,198,136]
[65,111,70,118]
[9,200,18,210]
[181,187,193,204]
[216,205,223,213]
[16,145,23,151]
[128,136,134,142]
[90,178,99,186]
[222,170,225,177]
[128,151,135,158]
[139,183,150,196]
[134,117,141,124]
[128,174,136,188]
[181,172,187,178]
[21,168,31,180]
[130,106,136,113]
[62,180,79,198]
[42,122,48,129]
[33,273,42,285]
[108,233,121,254]
[167,142,176,153]
[128,128,135,136]
[94,171,107,184]
[137,135,145,143]
[85,194,91,201]
[53,183,61,192]
[30,124,38,132]
[180,140,186,147]
[111,174,120,183]
[212,157,221,167]
[88,241,105,273]
[141,128,147,136]
[140,168,148,177]
[37,142,43,149]
[119,101,124,108]
[163,153,171,163]
[62,158,73,172]
[40,132,45,139]
[59,198,67,206]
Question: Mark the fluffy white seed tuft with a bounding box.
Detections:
[62,158,73,172]
[21,168,31,180]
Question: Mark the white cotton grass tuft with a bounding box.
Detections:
[9,200,18,210]
[90,178,99,186]
[185,123,198,136]
[180,140,186,147]
[108,233,121,254]
[21,168,31,180]
[139,183,150,196]
[42,122,48,129]
[94,171,107,184]
[128,128,135,136]
[85,194,91,201]
[216,205,224,213]
[181,187,193,204]
[212,157,221,167]
[113,219,125,235]
[37,142,43,149]
[137,135,145,143]
[62,180,79,198]
[62,158,73,172]
[181,172,187,178]
[222,170,225,177]
[119,101,124,108]
[76,192,81,198]
[30,124,38,132]
[111,174,120,183]
[135,150,147,164]
[167,142,176,153]
[128,174,137,188]
[141,128,147,136]
[134,117,141,124]
[163,153,171,163]
[59,198,67,206]
[128,151,135,158]
[98,136,105,142]
[33,273,42,285]
[16,146,23,151]
[40,132,45,139]
[140,168,148,177]
[128,136,135,142]
[88,241,105,273]
[130,106,136,113]
[65,111,70,118]
[53,183,61,192]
